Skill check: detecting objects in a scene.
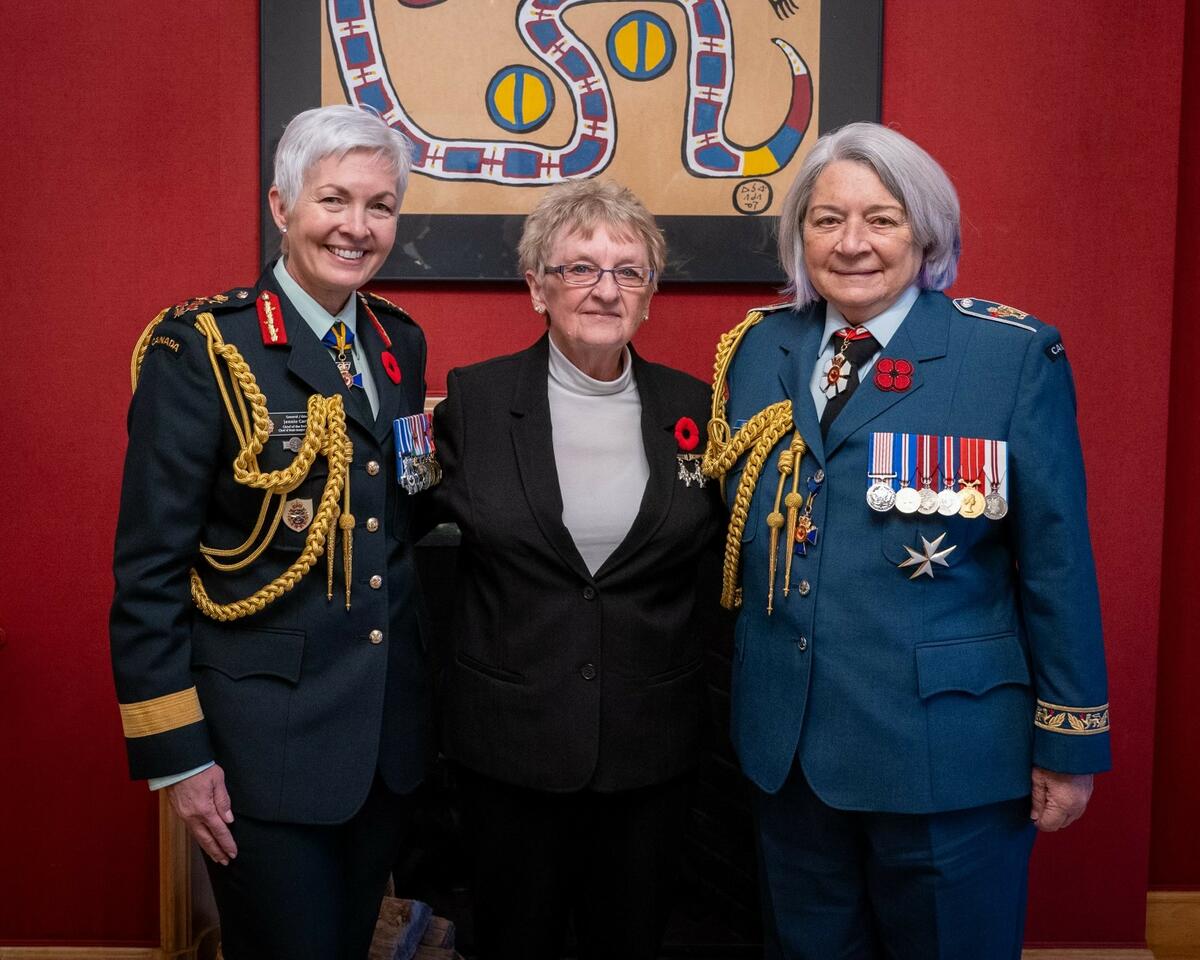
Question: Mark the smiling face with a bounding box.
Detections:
[268,149,400,314]
[526,222,654,380]
[802,160,923,325]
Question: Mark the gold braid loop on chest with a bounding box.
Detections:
[132,310,356,620]
[701,311,807,610]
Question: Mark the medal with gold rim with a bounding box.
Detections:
[957,436,985,518]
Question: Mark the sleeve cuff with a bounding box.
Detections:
[148,761,215,791]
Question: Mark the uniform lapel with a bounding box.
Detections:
[272,282,375,434]
[822,291,949,455]
[355,297,411,445]
[593,349,675,580]
[510,336,592,581]
[776,304,827,467]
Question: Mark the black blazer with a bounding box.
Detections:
[110,271,431,824]
[431,335,725,792]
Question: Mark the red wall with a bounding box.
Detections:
[0,0,1186,946]
[1151,0,1200,890]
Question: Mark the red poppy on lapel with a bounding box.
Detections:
[381,350,402,384]
[674,416,700,451]
[873,358,913,391]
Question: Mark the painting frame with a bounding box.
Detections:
[260,0,882,282]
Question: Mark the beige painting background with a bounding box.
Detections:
[321,1,820,217]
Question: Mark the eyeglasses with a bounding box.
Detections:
[546,263,655,288]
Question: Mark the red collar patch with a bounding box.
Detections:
[256,291,287,346]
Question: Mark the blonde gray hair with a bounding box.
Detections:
[518,179,666,289]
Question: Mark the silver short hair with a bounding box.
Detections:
[778,122,961,309]
[272,105,413,214]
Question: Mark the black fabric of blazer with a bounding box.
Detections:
[431,335,725,792]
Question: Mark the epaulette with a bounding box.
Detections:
[952,297,1038,333]
[168,288,255,320]
[363,290,416,325]
[746,301,793,316]
[133,288,256,391]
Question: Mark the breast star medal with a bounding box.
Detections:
[897,532,957,580]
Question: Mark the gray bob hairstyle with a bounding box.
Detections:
[778,122,961,309]
[272,105,413,213]
[518,179,667,290]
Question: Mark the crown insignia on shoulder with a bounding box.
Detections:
[953,297,1037,332]
[170,289,252,319]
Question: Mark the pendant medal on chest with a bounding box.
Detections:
[957,436,986,518]
[916,434,940,514]
[936,434,962,516]
[893,433,921,514]
[866,431,897,512]
[983,438,1009,519]
[822,327,872,399]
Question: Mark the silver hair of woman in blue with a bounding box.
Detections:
[777,122,961,310]
[272,105,413,218]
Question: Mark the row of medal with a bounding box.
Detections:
[866,433,1009,520]
[393,412,442,494]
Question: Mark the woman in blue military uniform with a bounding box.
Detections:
[702,122,1110,959]
[110,106,436,958]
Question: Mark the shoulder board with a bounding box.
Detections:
[168,288,255,320]
[952,297,1038,332]
[363,291,416,325]
[746,301,792,317]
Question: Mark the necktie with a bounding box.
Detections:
[322,322,363,390]
[819,327,878,436]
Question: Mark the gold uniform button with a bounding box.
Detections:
[369,629,384,644]
[366,460,381,476]
[366,517,380,532]
[369,575,383,589]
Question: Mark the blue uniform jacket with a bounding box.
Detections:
[723,290,1110,813]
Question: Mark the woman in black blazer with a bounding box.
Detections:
[431,179,725,960]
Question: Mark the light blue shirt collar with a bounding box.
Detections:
[272,258,357,340]
[817,284,921,356]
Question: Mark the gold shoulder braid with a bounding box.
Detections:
[131,311,355,620]
[701,310,808,612]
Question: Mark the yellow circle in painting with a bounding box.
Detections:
[607,12,675,81]
[486,66,554,133]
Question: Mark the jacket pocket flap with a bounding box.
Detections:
[916,633,1029,699]
[192,624,305,683]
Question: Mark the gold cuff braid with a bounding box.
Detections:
[119,687,204,739]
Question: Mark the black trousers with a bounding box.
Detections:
[458,767,695,960]
[205,775,414,960]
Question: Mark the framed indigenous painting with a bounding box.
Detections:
[261,0,882,281]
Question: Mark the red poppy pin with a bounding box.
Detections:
[381,349,402,384]
[674,416,700,451]
[873,358,913,391]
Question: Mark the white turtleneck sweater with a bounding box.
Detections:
[547,336,649,575]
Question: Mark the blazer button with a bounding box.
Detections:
[582,586,597,601]
[366,460,381,476]
[369,575,383,589]
[580,663,597,680]
[797,635,808,652]
[366,517,380,532]
[798,579,811,596]
[369,629,384,644]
